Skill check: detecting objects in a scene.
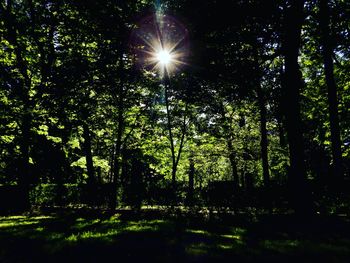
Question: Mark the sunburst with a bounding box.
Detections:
[131,13,189,78]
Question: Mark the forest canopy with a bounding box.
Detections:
[0,0,350,214]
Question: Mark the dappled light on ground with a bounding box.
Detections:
[0,213,350,262]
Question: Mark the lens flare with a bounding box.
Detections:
[156,50,172,65]
[130,13,189,77]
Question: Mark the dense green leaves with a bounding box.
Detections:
[0,0,349,211]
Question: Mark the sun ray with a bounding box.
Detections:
[167,35,187,54]
[131,13,189,76]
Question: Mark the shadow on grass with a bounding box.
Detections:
[0,212,350,262]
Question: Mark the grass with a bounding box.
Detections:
[0,211,350,262]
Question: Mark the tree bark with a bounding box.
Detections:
[163,76,188,189]
[82,123,95,186]
[187,157,195,206]
[257,83,270,187]
[319,0,343,180]
[110,100,124,210]
[227,140,239,189]
[283,0,314,214]
[18,111,31,211]
[164,78,177,186]
[109,47,126,211]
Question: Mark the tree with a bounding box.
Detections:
[282,0,313,214]
[0,0,59,210]
[319,0,343,180]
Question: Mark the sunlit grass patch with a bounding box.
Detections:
[71,218,101,230]
[122,219,167,233]
[124,223,156,232]
[0,219,39,228]
[218,244,235,250]
[66,233,78,242]
[32,216,53,220]
[186,229,210,236]
[98,216,122,227]
[0,215,52,228]
[0,213,349,262]
[36,226,44,232]
[65,229,119,242]
[0,215,27,220]
[0,215,53,228]
[221,234,242,240]
[63,218,168,243]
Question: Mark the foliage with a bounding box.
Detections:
[0,0,349,213]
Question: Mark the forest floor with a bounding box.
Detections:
[0,209,350,262]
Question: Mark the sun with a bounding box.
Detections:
[156,49,172,65]
[130,13,189,77]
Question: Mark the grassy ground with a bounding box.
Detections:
[0,210,350,262]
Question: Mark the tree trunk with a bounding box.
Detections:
[187,157,195,206]
[109,48,125,211]
[283,0,314,214]
[18,112,31,211]
[277,117,286,148]
[278,66,287,148]
[163,76,188,191]
[164,77,177,187]
[82,123,95,186]
[257,83,270,187]
[319,0,343,180]
[227,140,239,189]
[110,93,124,211]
